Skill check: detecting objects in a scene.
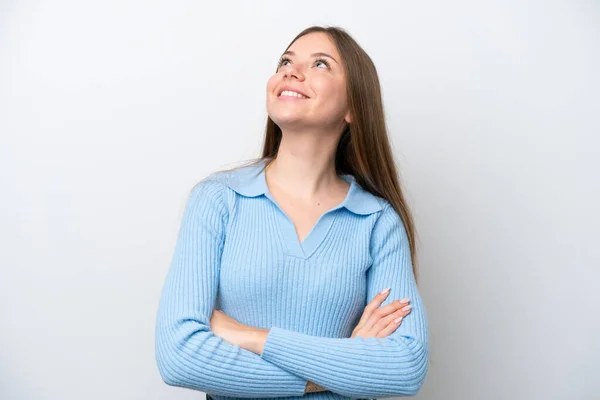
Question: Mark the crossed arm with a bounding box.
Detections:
[155,180,429,398]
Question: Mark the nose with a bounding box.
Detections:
[282,63,305,81]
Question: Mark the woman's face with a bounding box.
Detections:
[266,32,351,133]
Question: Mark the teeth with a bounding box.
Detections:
[280,90,307,99]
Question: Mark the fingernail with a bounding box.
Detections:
[402,305,412,312]
[394,316,403,323]
[400,298,410,303]
[380,287,391,295]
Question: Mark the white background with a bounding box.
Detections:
[1,1,598,399]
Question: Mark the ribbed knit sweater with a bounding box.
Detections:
[155,158,429,400]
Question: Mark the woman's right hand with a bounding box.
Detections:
[350,288,412,339]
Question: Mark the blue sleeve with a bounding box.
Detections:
[155,179,308,398]
[259,203,430,398]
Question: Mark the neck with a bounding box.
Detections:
[265,128,345,199]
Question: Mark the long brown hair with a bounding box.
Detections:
[261,26,420,282]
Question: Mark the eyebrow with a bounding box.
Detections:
[282,50,339,64]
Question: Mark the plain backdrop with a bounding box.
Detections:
[1,1,598,399]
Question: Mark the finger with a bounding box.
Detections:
[364,299,410,330]
[376,298,411,316]
[356,288,391,329]
[381,305,411,327]
[375,316,403,338]
[373,308,408,338]
[370,307,403,332]
[367,302,412,335]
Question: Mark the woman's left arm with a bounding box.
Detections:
[250,204,430,399]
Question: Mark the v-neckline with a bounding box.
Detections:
[263,175,356,260]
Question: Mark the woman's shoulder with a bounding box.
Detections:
[186,175,227,213]
[187,160,265,209]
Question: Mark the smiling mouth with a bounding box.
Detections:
[278,90,309,99]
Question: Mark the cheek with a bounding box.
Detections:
[266,75,279,95]
[266,75,283,109]
[315,79,347,111]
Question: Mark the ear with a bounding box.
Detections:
[344,109,353,124]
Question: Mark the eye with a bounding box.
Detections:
[277,56,291,69]
[314,58,330,69]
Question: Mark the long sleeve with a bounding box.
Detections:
[154,178,308,398]
[259,203,430,398]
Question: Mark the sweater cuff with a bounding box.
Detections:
[260,326,289,361]
[260,328,309,394]
[261,326,327,365]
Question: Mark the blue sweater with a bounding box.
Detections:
[155,158,429,399]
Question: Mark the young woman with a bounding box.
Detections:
[155,26,429,400]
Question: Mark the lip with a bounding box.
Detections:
[277,86,310,99]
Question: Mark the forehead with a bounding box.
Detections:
[287,32,340,58]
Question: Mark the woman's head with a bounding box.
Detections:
[264,26,389,179]
[261,26,420,280]
[266,30,351,137]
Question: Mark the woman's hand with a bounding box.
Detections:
[305,291,411,395]
[209,309,268,355]
[350,288,412,339]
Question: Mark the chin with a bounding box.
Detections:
[268,109,306,127]
[270,116,305,130]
